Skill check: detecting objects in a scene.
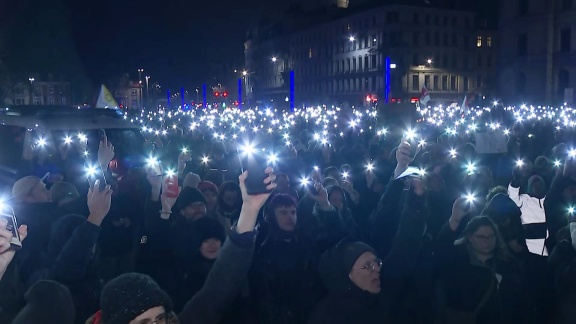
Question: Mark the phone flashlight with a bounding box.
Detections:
[516,159,524,167]
[366,163,374,172]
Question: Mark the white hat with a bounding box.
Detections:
[12,176,42,202]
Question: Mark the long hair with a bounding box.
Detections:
[454,215,512,261]
[216,181,242,211]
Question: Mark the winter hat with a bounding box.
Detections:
[197,181,219,195]
[318,241,376,292]
[527,175,545,195]
[100,273,173,324]
[11,176,43,202]
[174,187,206,212]
[182,172,201,189]
[12,280,75,324]
[50,182,80,204]
[482,193,522,225]
[195,216,226,247]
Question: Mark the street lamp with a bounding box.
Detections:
[195,88,199,104]
[349,36,355,42]
[271,56,277,62]
[242,70,248,76]
[426,59,433,65]
[145,76,150,105]
[28,77,35,105]
[390,63,397,69]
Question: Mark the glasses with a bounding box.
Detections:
[137,313,166,324]
[359,258,382,273]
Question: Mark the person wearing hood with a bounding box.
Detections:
[509,170,549,256]
[12,280,76,324]
[548,217,576,324]
[309,176,427,323]
[251,194,323,324]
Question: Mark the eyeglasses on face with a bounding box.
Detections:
[359,258,382,273]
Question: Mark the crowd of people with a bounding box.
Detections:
[0,107,575,324]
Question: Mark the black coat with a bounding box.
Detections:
[435,225,524,324]
[251,237,323,324]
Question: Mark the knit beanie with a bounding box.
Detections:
[197,181,219,195]
[12,280,75,324]
[195,216,226,247]
[174,187,206,212]
[318,241,376,292]
[100,273,173,324]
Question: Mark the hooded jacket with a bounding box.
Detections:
[508,176,548,256]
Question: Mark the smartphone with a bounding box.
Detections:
[164,174,180,198]
[99,129,106,141]
[239,148,272,195]
[88,174,107,191]
[0,207,22,251]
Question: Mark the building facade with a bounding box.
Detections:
[499,0,575,104]
[4,77,71,106]
[113,81,143,109]
[245,2,497,106]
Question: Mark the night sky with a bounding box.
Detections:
[1,0,496,94]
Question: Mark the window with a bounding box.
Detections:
[353,58,357,71]
[463,36,469,50]
[433,75,439,90]
[132,100,137,107]
[477,36,482,47]
[364,56,369,69]
[518,0,528,15]
[387,11,399,23]
[452,34,458,47]
[131,89,138,96]
[412,75,419,91]
[347,58,351,72]
[425,75,431,87]
[434,32,440,46]
[560,28,571,52]
[359,58,363,70]
[487,36,492,47]
[451,76,457,91]
[425,33,431,46]
[414,13,419,23]
[308,48,313,58]
[517,33,528,56]
[444,33,449,46]
[49,87,54,94]
[371,55,377,69]
[487,56,492,67]
[452,17,458,27]
[443,16,449,26]
[477,56,482,67]
[464,76,469,92]
[434,16,440,25]
[476,75,482,88]
[413,32,419,46]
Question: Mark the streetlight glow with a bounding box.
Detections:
[390,63,397,69]
[349,36,355,42]
[271,57,277,62]
[242,70,248,76]
[426,59,432,64]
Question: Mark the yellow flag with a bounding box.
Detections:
[96,85,119,109]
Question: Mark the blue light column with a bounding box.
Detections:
[180,87,185,106]
[202,84,207,107]
[238,78,243,109]
[384,57,391,103]
[167,90,171,106]
[289,70,295,111]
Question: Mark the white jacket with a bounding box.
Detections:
[508,184,548,256]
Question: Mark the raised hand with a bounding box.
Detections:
[146,166,163,199]
[309,182,331,211]
[87,180,113,226]
[98,134,115,170]
[236,167,276,233]
[394,140,412,178]
[0,219,27,281]
[449,198,467,231]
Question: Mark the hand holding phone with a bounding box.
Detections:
[164,172,180,199]
[239,146,274,195]
[0,207,23,251]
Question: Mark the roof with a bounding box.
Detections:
[0,105,137,131]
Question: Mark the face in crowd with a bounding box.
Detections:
[200,238,222,260]
[349,252,382,294]
[181,202,207,222]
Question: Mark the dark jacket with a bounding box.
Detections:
[548,239,576,324]
[26,215,101,323]
[178,229,257,323]
[435,224,524,324]
[251,236,323,324]
[298,203,352,255]
[309,188,427,323]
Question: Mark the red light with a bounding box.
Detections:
[391,98,397,103]
[234,101,239,106]
[410,97,419,103]
[214,92,220,97]
[223,92,228,97]
[365,95,372,102]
